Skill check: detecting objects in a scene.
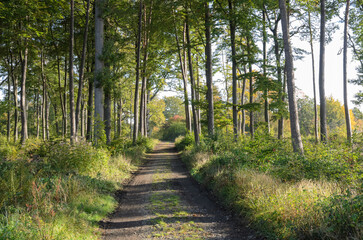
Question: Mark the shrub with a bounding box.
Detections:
[175,134,194,151]
[160,122,187,141]
[47,141,109,175]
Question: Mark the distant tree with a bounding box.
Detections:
[163,96,185,120]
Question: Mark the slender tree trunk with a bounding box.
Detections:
[64,57,68,137]
[319,0,328,142]
[343,0,352,143]
[262,6,270,133]
[69,0,76,142]
[196,56,201,135]
[104,87,111,144]
[228,0,238,140]
[186,11,200,145]
[86,78,93,141]
[57,58,65,138]
[247,37,254,138]
[46,96,50,140]
[41,49,47,140]
[279,0,304,155]
[308,12,319,143]
[94,0,105,144]
[12,63,18,142]
[238,66,246,136]
[76,0,91,134]
[36,92,40,138]
[54,103,59,135]
[173,10,191,132]
[140,3,151,137]
[205,2,214,136]
[117,98,122,138]
[7,75,11,141]
[20,46,28,144]
[133,0,143,143]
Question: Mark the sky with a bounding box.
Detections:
[293,23,362,111]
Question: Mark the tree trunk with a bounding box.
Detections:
[64,57,68,137]
[11,64,18,142]
[133,0,143,143]
[173,9,191,132]
[94,0,105,144]
[42,52,46,140]
[228,0,238,140]
[36,92,40,138]
[76,0,91,134]
[86,78,93,141]
[140,3,151,137]
[319,0,328,142]
[205,2,214,136]
[279,0,304,155]
[7,74,11,141]
[69,0,76,143]
[262,6,270,133]
[104,87,111,144]
[117,98,122,138]
[343,0,352,143]
[186,10,200,145]
[196,56,201,135]
[20,46,28,144]
[238,66,246,136]
[247,37,254,139]
[308,11,319,143]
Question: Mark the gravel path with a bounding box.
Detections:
[102,142,261,240]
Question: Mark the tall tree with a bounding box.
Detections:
[343,0,352,143]
[69,0,76,142]
[94,0,105,144]
[228,0,238,139]
[133,0,143,143]
[185,7,200,145]
[75,0,91,135]
[279,0,304,155]
[319,0,328,142]
[205,1,214,136]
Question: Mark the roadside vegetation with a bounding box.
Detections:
[176,131,362,240]
[0,136,156,239]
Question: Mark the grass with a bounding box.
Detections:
[179,132,363,240]
[0,136,157,239]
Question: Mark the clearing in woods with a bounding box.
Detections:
[102,142,260,240]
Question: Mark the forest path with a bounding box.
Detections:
[102,142,259,240]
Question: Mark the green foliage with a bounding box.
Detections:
[181,133,363,239]
[159,121,187,141]
[0,136,154,239]
[47,141,109,175]
[175,134,194,151]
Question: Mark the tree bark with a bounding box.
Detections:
[319,0,328,142]
[279,0,304,155]
[11,54,18,142]
[41,50,46,140]
[20,46,28,144]
[228,0,238,140]
[133,0,143,143]
[247,37,254,139]
[86,77,93,141]
[94,0,105,144]
[104,86,111,144]
[205,2,214,136]
[308,11,319,143]
[69,0,76,142]
[343,0,352,143]
[76,0,91,134]
[186,10,200,145]
[262,6,270,133]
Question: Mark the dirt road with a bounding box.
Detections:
[102,142,259,239]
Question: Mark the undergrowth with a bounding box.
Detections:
[178,132,363,240]
[0,136,157,239]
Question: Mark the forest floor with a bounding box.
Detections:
[101,142,260,240]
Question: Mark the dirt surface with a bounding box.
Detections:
[102,142,261,240]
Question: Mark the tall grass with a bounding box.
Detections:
[0,137,156,239]
[180,133,362,239]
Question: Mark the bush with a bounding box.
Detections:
[175,134,194,151]
[160,122,187,141]
[47,141,109,175]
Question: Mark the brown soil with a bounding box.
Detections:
[101,142,261,240]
